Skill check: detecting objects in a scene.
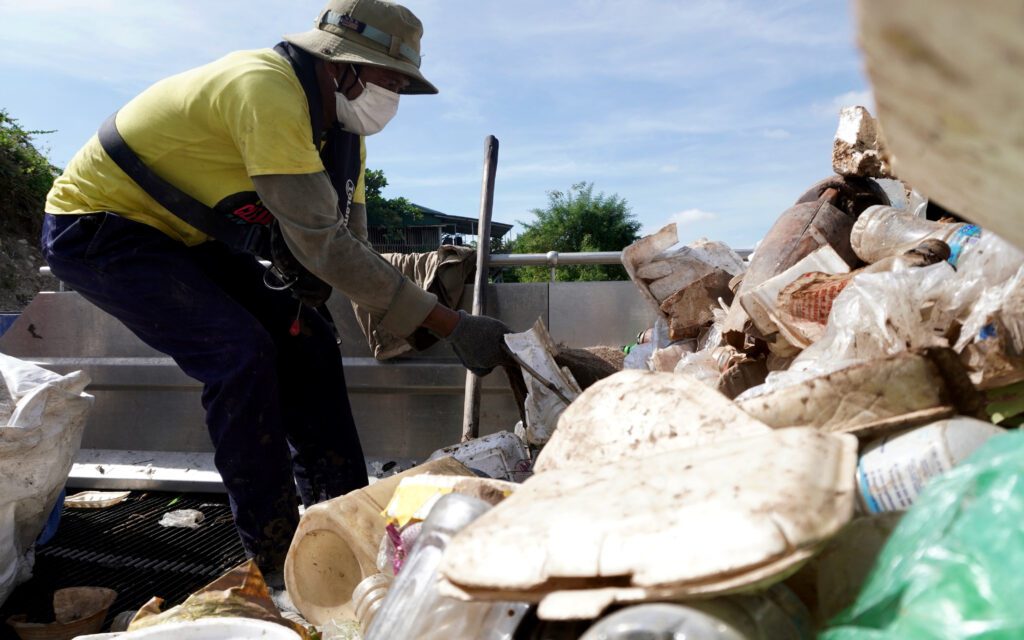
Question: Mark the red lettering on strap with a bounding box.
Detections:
[232,203,272,226]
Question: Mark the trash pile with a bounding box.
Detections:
[34,100,1022,638]
[215,108,1019,639]
[259,105,1023,640]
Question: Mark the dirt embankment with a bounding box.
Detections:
[1,111,58,312]
[0,231,48,312]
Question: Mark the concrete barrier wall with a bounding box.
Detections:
[0,283,656,460]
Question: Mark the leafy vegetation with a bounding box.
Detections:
[0,110,59,238]
[364,167,422,243]
[505,182,641,282]
[364,171,640,283]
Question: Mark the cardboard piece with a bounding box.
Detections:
[659,270,734,341]
[621,223,680,314]
[622,225,745,332]
[504,320,582,447]
[737,245,850,338]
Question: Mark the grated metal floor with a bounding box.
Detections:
[1,491,246,639]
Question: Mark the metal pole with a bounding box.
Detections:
[461,135,499,442]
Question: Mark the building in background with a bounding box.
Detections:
[367,203,513,254]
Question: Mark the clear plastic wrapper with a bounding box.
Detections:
[742,229,1024,400]
[938,232,1024,320]
[953,265,1024,389]
[739,261,954,398]
[674,348,726,388]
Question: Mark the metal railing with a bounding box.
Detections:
[490,250,622,282]
[41,248,751,286]
[489,249,751,281]
[490,250,623,266]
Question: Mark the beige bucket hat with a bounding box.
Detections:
[284,0,438,95]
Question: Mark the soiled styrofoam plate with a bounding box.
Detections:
[65,490,131,509]
[441,428,857,617]
[535,370,771,473]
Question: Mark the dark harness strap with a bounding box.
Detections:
[273,41,362,223]
[97,113,272,258]
[274,42,322,146]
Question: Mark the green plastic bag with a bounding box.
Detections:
[822,430,1024,639]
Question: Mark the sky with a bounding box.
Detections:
[0,0,873,249]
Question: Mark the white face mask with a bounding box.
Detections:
[335,66,400,136]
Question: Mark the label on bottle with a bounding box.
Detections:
[856,429,955,513]
[946,224,981,267]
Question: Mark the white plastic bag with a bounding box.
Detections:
[739,261,954,398]
[938,232,1024,321]
[158,509,206,529]
[742,230,1024,399]
[0,353,93,606]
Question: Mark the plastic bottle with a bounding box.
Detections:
[350,573,391,633]
[365,493,528,640]
[850,205,981,266]
[857,417,1005,513]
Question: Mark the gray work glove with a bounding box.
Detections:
[447,310,515,376]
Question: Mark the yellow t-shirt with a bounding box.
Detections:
[46,48,366,246]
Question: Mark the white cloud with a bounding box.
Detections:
[0,0,871,249]
[669,208,718,226]
[815,90,876,118]
[0,0,308,89]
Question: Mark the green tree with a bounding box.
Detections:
[511,182,641,282]
[0,110,59,237]
[363,167,421,243]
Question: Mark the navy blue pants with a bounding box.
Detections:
[41,213,368,578]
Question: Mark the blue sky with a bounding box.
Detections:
[0,0,872,249]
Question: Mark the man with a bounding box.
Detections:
[41,0,512,585]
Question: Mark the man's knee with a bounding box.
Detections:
[219,327,280,381]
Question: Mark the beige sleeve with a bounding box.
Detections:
[348,201,369,244]
[252,172,437,337]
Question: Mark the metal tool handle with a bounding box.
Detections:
[461,135,499,442]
